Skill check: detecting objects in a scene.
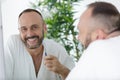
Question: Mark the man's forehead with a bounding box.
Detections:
[77,8,95,30]
[78,7,93,28]
[80,7,93,20]
[18,12,44,24]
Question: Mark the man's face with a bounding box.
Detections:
[77,22,92,49]
[77,8,93,49]
[18,12,45,49]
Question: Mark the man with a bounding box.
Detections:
[4,9,74,80]
[66,2,120,80]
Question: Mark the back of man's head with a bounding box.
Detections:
[88,2,120,34]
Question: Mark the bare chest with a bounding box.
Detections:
[32,56,43,77]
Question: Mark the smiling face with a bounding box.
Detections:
[18,11,46,49]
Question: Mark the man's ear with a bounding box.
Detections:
[91,29,107,41]
[43,23,47,34]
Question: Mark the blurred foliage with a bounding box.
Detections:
[30,0,83,62]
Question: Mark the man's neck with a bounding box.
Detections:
[26,45,44,77]
[27,45,44,57]
[106,31,120,39]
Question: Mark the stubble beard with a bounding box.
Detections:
[21,33,44,49]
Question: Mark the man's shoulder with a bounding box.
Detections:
[88,36,120,50]
[8,34,21,41]
[6,34,23,47]
[88,40,105,48]
[84,37,120,57]
[84,40,109,55]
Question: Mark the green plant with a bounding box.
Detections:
[30,0,83,62]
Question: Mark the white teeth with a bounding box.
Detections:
[28,38,36,42]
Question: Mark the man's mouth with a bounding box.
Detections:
[28,38,37,42]
[25,36,39,45]
[25,36,39,41]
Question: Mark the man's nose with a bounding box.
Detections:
[26,29,34,37]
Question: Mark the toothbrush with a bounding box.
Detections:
[45,52,47,56]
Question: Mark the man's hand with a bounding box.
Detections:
[44,55,70,80]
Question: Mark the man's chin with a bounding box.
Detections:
[26,41,38,48]
[23,39,43,49]
[27,46,39,49]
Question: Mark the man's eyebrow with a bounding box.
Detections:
[31,24,39,26]
[19,26,26,28]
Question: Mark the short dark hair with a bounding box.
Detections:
[88,2,119,16]
[88,2,120,33]
[19,8,43,19]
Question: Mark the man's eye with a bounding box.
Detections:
[32,26,39,30]
[33,26,38,29]
[20,28,27,32]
